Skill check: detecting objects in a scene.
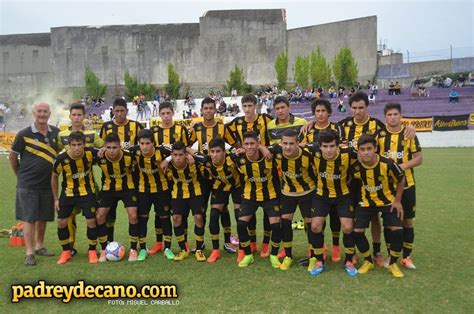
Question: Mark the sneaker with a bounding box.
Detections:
[128,249,138,262]
[374,252,385,267]
[331,245,341,262]
[207,249,220,263]
[148,242,163,255]
[88,250,98,264]
[358,260,375,274]
[388,263,404,278]
[400,257,417,270]
[35,247,55,257]
[174,250,189,261]
[236,249,245,263]
[277,248,286,259]
[269,255,280,268]
[230,235,239,246]
[71,248,78,256]
[307,257,317,272]
[238,255,254,267]
[57,250,72,265]
[99,250,107,262]
[309,261,326,276]
[298,257,310,267]
[195,250,206,262]
[191,243,205,254]
[344,261,358,277]
[137,249,147,262]
[24,254,36,266]
[279,256,294,270]
[224,242,237,254]
[164,248,175,260]
[260,243,270,258]
[250,242,258,253]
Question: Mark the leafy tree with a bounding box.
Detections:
[226,65,246,95]
[310,46,332,88]
[294,55,310,88]
[274,52,288,90]
[124,71,156,100]
[84,68,107,99]
[166,64,181,99]
[332,48,358,87]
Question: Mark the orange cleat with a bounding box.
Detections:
[207,249,221,263]
[331,245,341,262]
[260,243,270,258]
[236,249,246,263]
[88,250,98,264]
[57,250,72,265]
[250,242,258,253]
[147,242,163,255]
[277,248,286,259]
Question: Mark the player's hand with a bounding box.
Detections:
[160,160,169,173]
[300,120,316,136]
[235,148,246,154]
[54,200,60,212]
[186,147,197,155]
[97,147,106,158]
[260,146,273,160]
[186,154,195,165]
[403,125,416,140]
[390,201,404,221]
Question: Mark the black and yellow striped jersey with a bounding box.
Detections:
[232,153,280,201]
[53,148,97,197]
[194,153,241,191]
[267,114,307,145]
[304,122,342,144]
[166,162,203,199]
[129,145,170,193]
[375,126,421,188]
[189,121,227,153]
[151,123,189,147]
[96,150,135,191]
[99,119,144,149]
[338,116,384,149]
[58,127,104,151]
[225,113,272,146]
[351,155,405,207]
[307,143,356,199]
[268,144,317,196]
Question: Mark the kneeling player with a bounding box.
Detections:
[51,131,99,264]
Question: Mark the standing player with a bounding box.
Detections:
[51,132,99,264]
[376,103,423,269]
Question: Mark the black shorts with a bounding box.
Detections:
[210,187,242,206]
[402,186,416,219]
[280,192,314,218]
[137,191,171,217]
[313,194,354,219]
[58,194,97,219]
[239,198,281,218]
[171,197,205,217]
[354,206,403,229]
[98,190,138,208]
[350,180,362,208]
[202,180,212,204]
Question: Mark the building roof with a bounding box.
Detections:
[203,9,285,23]
[0,33,51,47]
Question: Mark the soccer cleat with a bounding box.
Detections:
[250,242,258,253]
[137,249,147,262]
[277,248,286,259]
[57,250,72,265]
[400,257,417,270]
[344,261,358,277]
[299,257,310,267]
[71,248,78,256]
[174,250,189,261]
[309,261,326,276]
[147,242,163,255]
[236,249,245,263]
[260,243,270,258]
[388,263,405,278]
[374,252,385,267]
[331,245,341,262]
[191,243,206,254]
[195,250,206,262]
[99,250,107,263]
[164,248,175,260]
[207,249,221,263]
[307,257,317,272]
[128,249,138,262]
[88,250,98,264]
[224,242,237,254]
[269,255,280,268]
[358,260,375,274]
[238,255,254,267]
[279,256,294,270]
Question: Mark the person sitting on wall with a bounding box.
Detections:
[389,81,395,95]
[448,89,459,103]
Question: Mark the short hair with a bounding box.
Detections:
[243,130,259,142]
[104,133,121,144]
[273,96,289,107]
[357,134,377,148]
[68,131,86,143]
[113,98,127,109]
[159,101,174,113]
[201,97,216,108]
[70,103,85,114]
[349,91,369,107]
[384,102,402,115]
[171,141,186,152]
[311,99,332,115]
[281,129,299,140]
[241,94,257,105]
[317,129,340,146]
[209,137,225,150]
[137,129,154,142]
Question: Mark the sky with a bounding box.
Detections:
[0,0,473,61]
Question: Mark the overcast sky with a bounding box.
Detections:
[1,0,472,61]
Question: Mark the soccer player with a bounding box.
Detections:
[267,96,307,145]
[100,98,143,243]
[233,131,282,268]
[351,134,406,278]
[129,129,174,261]
[166,141,206,262]
[376,102,423,269]
[194,137,242,262]
[95,133,139,262]
[51,131,99,264]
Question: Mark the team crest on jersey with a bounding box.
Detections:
[86,137,91,142]
[107,124,113,129]
[264,168,270,174]
[90,207,96,213]
[132,196,137,202]
[153,127,159,132]
[237,119,243,124]
[315,152,321,158]
[347,121,353,126]
[354,165,360,171]
[276,153,282,159]
[196,125,202,131]
[206,162,211,167]
[349,205,354,212]
[64,159,70,164]
[101,159,107,164]
[274,205,280,212]
[379,130,386,137]
[173,133,179,139]
[240,158,246,164]
[339,165,345,171]
[378,176,384,181]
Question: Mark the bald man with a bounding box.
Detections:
[9,102,60,266]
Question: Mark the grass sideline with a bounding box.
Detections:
[0,148,473,312]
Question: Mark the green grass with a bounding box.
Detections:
[0,148,473,312]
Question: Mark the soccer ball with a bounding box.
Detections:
[105,241,125,261]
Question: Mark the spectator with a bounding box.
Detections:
[444,77,453,88]
[371,83,378,95]
[337,98,346,112]
[449,89,459,103]
[368,93,376,105]
[389,81,395,95]
[394,81,401,95]
[418,85,427,97]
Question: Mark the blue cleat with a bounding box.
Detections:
[345,261,358,277]
[309,261,326,276]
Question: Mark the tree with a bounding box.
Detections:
[310,46,332,88]
[274,52,288,90]
[124,71,156,100]
[293,55,310,88]
[332,48,358,88]
[226,65,246,95]
[84,68,107,99]
[166,64,180,99]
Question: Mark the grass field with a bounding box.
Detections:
[0,148,473,312]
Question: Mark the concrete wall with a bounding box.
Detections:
[378,53,403,66]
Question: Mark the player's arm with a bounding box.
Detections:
[400,137,423,170]
[9,132,26,176]
[403,125,416,140]
[259,145,273,160]
[51,172,60,211]
[389,161,405,220]
[9,152,19,176]
[224,122,238,147]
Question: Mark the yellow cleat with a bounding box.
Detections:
[388,263,404,278]
[358,260,375,274]
[279,256,294,271]
[173,250,189,261]
[195,250,206,262]
[269,255,281,268]
[307,257,317,272]
[238,255,254,267]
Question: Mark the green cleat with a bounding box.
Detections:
[238,255,254,267]
[137,249,147,262]
[279,256,294,270]
[307,257,317,272]
[270,255,281,268]
[164,248,175,260]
